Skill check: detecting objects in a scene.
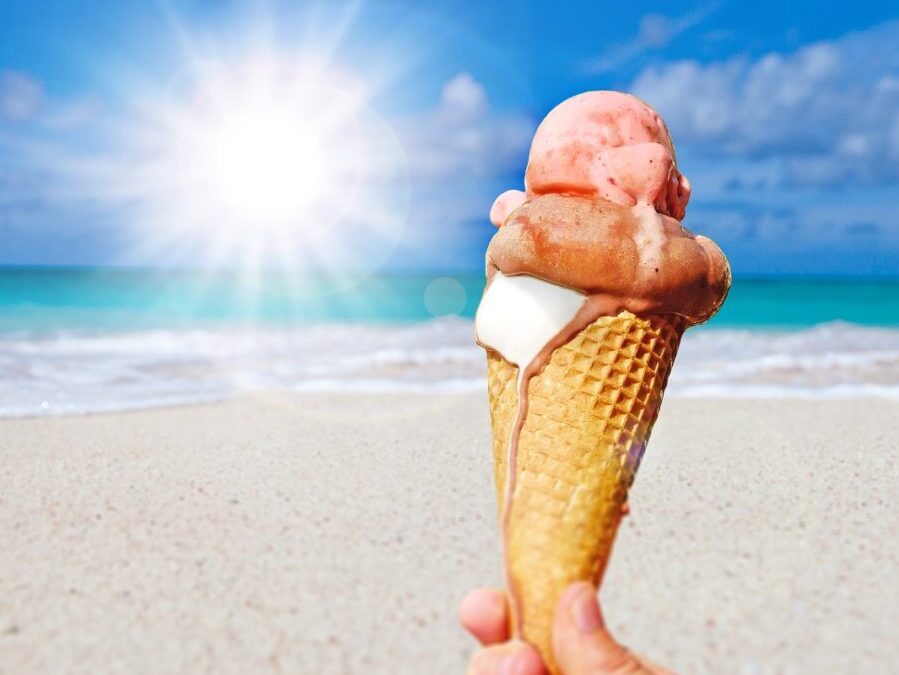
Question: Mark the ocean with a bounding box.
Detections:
[1,267,898,416]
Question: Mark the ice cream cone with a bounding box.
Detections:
[476,90,730,673]
[486,310,686,673]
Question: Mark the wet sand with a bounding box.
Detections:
[1,394,897,674]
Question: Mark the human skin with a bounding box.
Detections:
[460,583,674,675]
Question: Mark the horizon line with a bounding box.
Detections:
[0,264,897,283]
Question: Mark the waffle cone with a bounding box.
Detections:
[486,311,686,673]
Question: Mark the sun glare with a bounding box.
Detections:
[116,58,410,276]
[192,107,325,221]
[175,65,346,229]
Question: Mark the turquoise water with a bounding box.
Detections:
[1,267,898,414]
[0,267,898,331]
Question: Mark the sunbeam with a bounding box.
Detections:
[60,2,415,290]
[120,58,409,274]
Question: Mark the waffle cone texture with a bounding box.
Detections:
[486,310,686,673]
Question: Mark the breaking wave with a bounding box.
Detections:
[1,319,898,417]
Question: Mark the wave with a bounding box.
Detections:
[1,319,898,417]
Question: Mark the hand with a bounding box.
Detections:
[459,582,674,675]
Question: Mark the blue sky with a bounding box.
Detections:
[1,0,898,276]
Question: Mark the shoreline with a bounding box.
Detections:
[1,393,897,673]
[4,387,899,420]
[4,319,899,418]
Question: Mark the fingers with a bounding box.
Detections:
[467,640,547,675]
[462,583,669,674]
[552,582,654,675]
[460,587,510,646]
[461,589,545,675]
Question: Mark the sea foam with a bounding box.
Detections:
[1,319,898,417]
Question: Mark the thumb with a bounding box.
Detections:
[551,582,647,675]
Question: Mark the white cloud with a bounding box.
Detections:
[631,20,899,185]
[438,72,487,119]
[0,71,43,121]
[0,69,532,262]
[639,14,689,48]
[400,72,535,181]
[0,69,99,131]
[583,5,718,75]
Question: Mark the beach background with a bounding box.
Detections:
[2,269,899,417]
[2,1,899,673]
[2,270,898,675]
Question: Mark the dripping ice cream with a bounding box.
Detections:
[477,90,728,358]
[474,91,730,672]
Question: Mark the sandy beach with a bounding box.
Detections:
[1,394,897,674]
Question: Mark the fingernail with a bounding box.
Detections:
[498,651,523,675]
[571,585,602,634]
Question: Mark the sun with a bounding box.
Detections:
[118,59,410,274]
[174,63,348,231]
[172,64,355,235]
[191,105,325,221]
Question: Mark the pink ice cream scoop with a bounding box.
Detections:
[489,91,691,227]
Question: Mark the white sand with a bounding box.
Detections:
[0,394,897,674]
